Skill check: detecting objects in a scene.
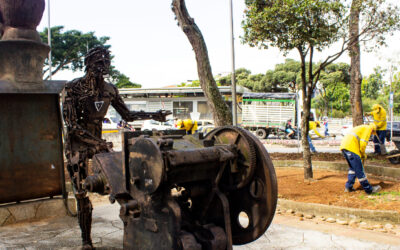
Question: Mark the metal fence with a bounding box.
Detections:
[322,116,400,135]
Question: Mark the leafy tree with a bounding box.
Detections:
[361,66,385,99]
[218,63,297,92]
[242,0,348,179]
[218,68,265,91]
[110,69,141,89]
[348,0,400,126]
[177,80,201,87]
[40,26,110,80]
[314,63,351,117]
[172,0,232,126]
[265,59,301,92]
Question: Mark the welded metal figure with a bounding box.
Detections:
[62,46,170,249]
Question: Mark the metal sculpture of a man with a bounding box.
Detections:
[62,46,170,249]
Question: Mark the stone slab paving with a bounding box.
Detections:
[1,203,399,249]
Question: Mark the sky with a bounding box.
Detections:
[37,0,400,88]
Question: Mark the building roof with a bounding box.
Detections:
[118,86,251,98]
[242,92,297,100]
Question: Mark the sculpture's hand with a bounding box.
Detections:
[153,110,172,122]
[95,141,113,153]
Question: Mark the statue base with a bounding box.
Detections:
[0,40,49,89]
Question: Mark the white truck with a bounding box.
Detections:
[240,92,297,139]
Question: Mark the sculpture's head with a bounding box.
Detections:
[84,46,111,76]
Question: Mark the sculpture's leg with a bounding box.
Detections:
[77,195,93,249]
[67,151,93,249]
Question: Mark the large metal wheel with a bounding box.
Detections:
[205,126,278,245]
[206,126,257,189]
[388,150,400,164]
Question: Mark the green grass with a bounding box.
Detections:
[372,191,400,196]
[359,191,400,203]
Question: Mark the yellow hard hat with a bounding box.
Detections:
[372,104,381,111]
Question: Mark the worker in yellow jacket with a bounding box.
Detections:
[308,121,325,153]
[340,123,381,194]
[176,119,198,134]
[366,104,387,155]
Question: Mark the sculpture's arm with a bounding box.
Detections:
[110,85,171,122]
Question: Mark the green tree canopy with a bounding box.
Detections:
[361,66,385,99]
[242,0,348,179]
[218,66,290,92]
[177,80,200,87]
[313,62,351,117]
[110,69,141,89]
[264,59,301,92]
[40,26,110,80]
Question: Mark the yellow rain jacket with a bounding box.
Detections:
[309,121,325,138]
[176,119,198,134]
[340,124,376,160]
[369,104,387,130]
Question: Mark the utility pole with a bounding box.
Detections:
[229,0,237,125]
[389,65,395,146]
[47,0,52,80]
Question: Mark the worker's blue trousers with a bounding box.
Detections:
[373,130,386,154]
[307,136,316,153]
[341,149,373,194]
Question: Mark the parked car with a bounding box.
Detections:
[386,122,400,141]
[102,116,119,130]
[141,119,174,131]
[197,120,215,135]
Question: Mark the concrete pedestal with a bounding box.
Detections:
[0,40,49,87]
[0,197,76,226]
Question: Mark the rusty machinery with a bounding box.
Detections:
[85,127,277,249]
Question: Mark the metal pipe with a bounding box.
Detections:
[229,0,237,126]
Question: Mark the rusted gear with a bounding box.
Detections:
[205,126,257,189]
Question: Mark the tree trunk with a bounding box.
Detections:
[298,50,313,180]
[349,0,363,126]
[171,0,232,126]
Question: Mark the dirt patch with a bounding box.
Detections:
[269,152,392,167]
[276,168,400,213]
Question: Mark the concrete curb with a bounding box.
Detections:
[0,197,76,226]
[278,199,400,225]
[273,160,400,181]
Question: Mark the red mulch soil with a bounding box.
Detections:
[273,164,400,213]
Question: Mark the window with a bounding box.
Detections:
[173,101,193,119]
[198,101,213,120]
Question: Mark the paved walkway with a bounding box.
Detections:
[1,203,399,249]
